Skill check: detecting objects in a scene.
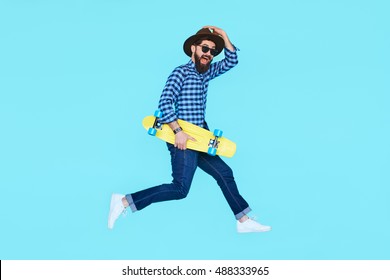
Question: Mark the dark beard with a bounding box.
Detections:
[194,53,212,74]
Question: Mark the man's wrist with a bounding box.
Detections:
[173,127,183,134]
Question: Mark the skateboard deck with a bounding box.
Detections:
[142,112,236,158]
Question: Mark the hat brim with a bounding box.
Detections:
[183,33,225,57]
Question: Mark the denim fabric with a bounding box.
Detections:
[126,143,251,220]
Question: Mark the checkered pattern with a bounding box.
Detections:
[157,48,238,127]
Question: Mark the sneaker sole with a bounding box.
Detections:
[237,227,272,233]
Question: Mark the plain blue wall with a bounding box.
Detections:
[0,0,389,259]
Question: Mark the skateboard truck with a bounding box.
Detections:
[148,110,163,136]
[208,138,220,149]
[207,129,223,156]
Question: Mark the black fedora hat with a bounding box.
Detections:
[183,28,225,57]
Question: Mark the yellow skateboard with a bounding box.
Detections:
[142,110,237,158]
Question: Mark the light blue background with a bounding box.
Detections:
[0,0,389,260]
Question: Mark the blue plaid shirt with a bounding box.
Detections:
[158,47,238,127]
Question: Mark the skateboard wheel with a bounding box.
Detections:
[148,127,157,136]
[154,110,163,118]
[208,147,217,156]
[213,129,223,138]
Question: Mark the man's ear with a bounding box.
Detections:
[191,45,196,54]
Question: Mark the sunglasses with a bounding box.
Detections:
[197,45,219,56]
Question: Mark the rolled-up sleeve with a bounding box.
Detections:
[208,46,239,80]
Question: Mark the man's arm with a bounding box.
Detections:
[203,26,238,80]
[158,67,183,125]
[157,68,196,150]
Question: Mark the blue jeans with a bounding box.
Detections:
[125,144,251,220]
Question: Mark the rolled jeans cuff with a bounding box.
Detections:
[125,194,138,213]
[235,207,252,220]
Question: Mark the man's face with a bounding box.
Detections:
[191,40,216,74]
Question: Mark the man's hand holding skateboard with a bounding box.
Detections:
[168,121,196,150]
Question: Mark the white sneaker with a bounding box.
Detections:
[237,217,271,233]
[108,193,126,229]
